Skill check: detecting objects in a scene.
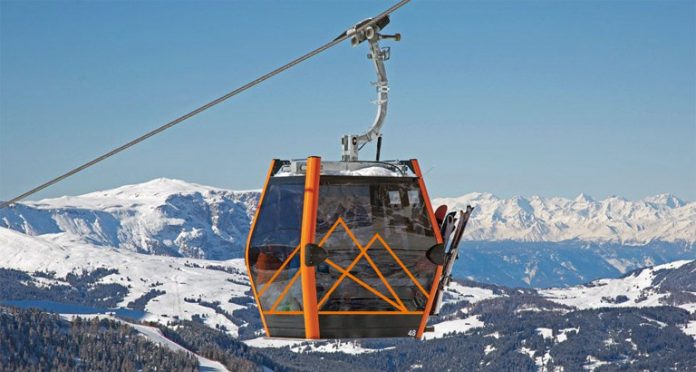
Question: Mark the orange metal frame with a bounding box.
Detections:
[248,158,441,339]
[411,159,444,339]
[244,159,277,337]
[300,156,321,339]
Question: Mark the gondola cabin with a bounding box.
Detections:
[244,15,472,340]
[246,159,444,339]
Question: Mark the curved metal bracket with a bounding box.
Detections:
[341,18,399,162]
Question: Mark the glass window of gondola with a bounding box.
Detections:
[248,177,305,311]
[314,176,438,312]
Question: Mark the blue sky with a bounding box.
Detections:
[1,0,694,201]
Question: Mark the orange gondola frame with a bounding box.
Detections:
[245,157,445,339]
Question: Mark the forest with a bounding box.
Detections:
[0,307,196,371]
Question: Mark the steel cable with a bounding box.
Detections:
[0,0,411,208]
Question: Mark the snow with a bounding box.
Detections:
[0,178,258,260]
[423,315,484,340]
[514,303,568,315]
[275,165,405,177]
[605,258,634,274]
[433,192,695,244]
[536,327,553,340]
[484,344,496,355]
[444,281,502,305]
[244,337,307,349]
[583,355,609,371]
[524,264,538,286]
[655,260,693,271]
[518,346,553,370]
[683,321,696,343]
[244,338,383,354]
[604,338,618,346]
[518,346,535,358]
[0,227,251,336]
[47,178,224,208]
[625,338,638,351]
[556,327,579,343]
[640,315,667,329]
[680,300,696,313]
[335,166,403,177]
[290,340,382,354]
[541,260,695,311]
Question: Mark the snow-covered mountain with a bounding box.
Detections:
[3,179,693,253]
[0,225,507,342]
[1,178,693,287]
[0,178,258,259]
[434,192,695,244]
[0,226,255,337]
[541,260,696,313]
[452,240,696,288]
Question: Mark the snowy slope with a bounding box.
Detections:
[453,239,696,288]
[3,223,695,359]
[0,178,258,259]
[434,192,695,244]
[423,315,485,340]
[244,338,388,354]
[443,281,502,305]
[61,314,229,372]
[0,227,253,337]
[0,225,513,353]
[541,260,696,313]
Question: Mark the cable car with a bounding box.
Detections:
[0,4,472,340]
[245,16,472,340]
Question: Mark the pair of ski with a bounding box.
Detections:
[430,203,474,315]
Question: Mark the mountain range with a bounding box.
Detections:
[433,192,694,244]
[1,178,693,287]
[1,224,694,371]
[0,178,694,370]
[0,179,258,260]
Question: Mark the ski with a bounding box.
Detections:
[440,211,457,249]
[430,205,474,315]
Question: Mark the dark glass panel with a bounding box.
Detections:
[315,262,341,304]
[273,273,303,312]
[248,177,304,311]
[316,177,438,311]
[351,258,394,306]
[323,277,394,311]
